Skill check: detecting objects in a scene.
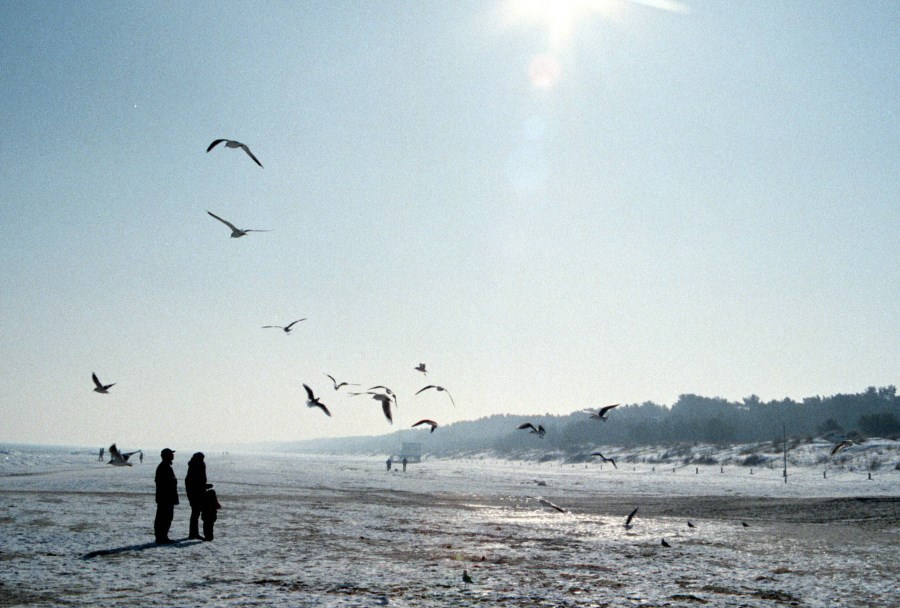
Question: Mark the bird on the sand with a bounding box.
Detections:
[206,139,263,167]
[741,522,750,528]
[416,385,455,406]
[517,423,546,438]
[92,373,115,394]
[262,319,306,333]
[590,452,617,468]
[589,404,620,421]
[349,391,394,423]
[414,363,427,375]
[412,419,438,433]
[831,440,854,456]
[207,211,272,238]
[108,444,141,467]
[325,374,358,391]
[624,507,638,530]
[303,384,331,417]
[462,570,474,586]
[661,538,671,548]
[687,521,696,528]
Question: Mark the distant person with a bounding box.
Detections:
[185,452,207,540]
[402,457,408,472]
[98,447,104,462]
[154,448,179,544]
[139,451,143,464]
[386,457,392,471]
[201,484,221,541]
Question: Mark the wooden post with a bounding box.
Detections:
[783,423,788,484]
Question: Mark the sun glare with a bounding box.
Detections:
[503,0,624,49]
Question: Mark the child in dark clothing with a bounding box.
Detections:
[201,484,221,541]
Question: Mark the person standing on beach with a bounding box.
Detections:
[154,448,179,544]
[386,457,392,471]
[185,452,207,540]
[98,447,104,461]
[402,457,407,472]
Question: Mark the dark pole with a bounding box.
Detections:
[783,422,788,483]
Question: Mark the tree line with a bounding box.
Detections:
[279,386,899,457]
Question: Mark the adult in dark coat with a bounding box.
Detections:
[184,452,207,540]
[154,448,179,544]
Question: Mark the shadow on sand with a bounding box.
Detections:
[83,537,203,559]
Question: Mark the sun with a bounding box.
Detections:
[501,0,624,49]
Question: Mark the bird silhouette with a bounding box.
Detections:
[831,440,854,456]
[207,211,272,238]
[92,373,115,394]
[412,419,438,433]
[741,522,750,528]
[262,319,306,333]
[590,452,617,469]
[303,384,331,417]
[414,363,427,375]
[517,423,546,438]
[108,444,140,467]
[350,391,393,423]
[624,507,638,530]
[462,569,474,586]
[206,139,263,167]
[325,374,359,391]
[589,404,620,421]
[416,385,455,406]
[687,521,696,528]
[661,538,671,548]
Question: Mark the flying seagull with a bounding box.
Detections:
[349,391,394,423]
[412,419,438,433]
[207,211,272,238]
[206,139,263,167]
[538,498,567,513]
[108,444,141,467]
[263,319,306,334]
[414,363,427,375]
[831,440,854,456]
[92,373,115,394]
[368,386,398,409]
[325,374,358,391]
[415,385,455,406]
[517,422,546,438]
[303,384,331,417]
[624,507,638,530]
[590,452,617,469]
[589,404,620,421]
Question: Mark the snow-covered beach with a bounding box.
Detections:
[2,444,898,607]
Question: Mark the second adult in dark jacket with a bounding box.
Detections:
[184,452,207,540]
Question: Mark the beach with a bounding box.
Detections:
[1,446,898,607]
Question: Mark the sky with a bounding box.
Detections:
[1,0,897,448]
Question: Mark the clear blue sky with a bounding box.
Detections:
[1,1,897,447]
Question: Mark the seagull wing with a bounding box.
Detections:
[284,319,306,330]
[416,385,437,395]
[412,419,437,431]
[609,458,617,469]
[517,423,536,432]
[625,507,639,526]
[303,384,315,401]
[325,374,338,389]
[262,326,283,329]
[92,373,103,389]
[312,401,331,417]
[599,403,620,417]
[207,211,239,232]
[239,143,263,168]
[206,139,227,152]
[831,440,852,456]
[444,389,456,406]
[381,399,393,424]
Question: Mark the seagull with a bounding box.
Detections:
[538,498,567,513]
[412,419,438,433]
[624,507,638,530]
[92,373,115,394]
[462,570,473,587]
[589,404,620,421]
[687,521,696,528]
[368,386,398,408]
[349,391,393,423]
[831,440,854,456]
[415,385,455,406]
[206,139,263,167]
[741,522,749,528]
[263,319,306,334]
[517,423,546,438]
[207,211,272,238]
[590,452,617,469]
[414,363,427,375]
[303,384,331,417]
[661,538,671,548]
[108,444,141,467]
[325,374,359,391]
